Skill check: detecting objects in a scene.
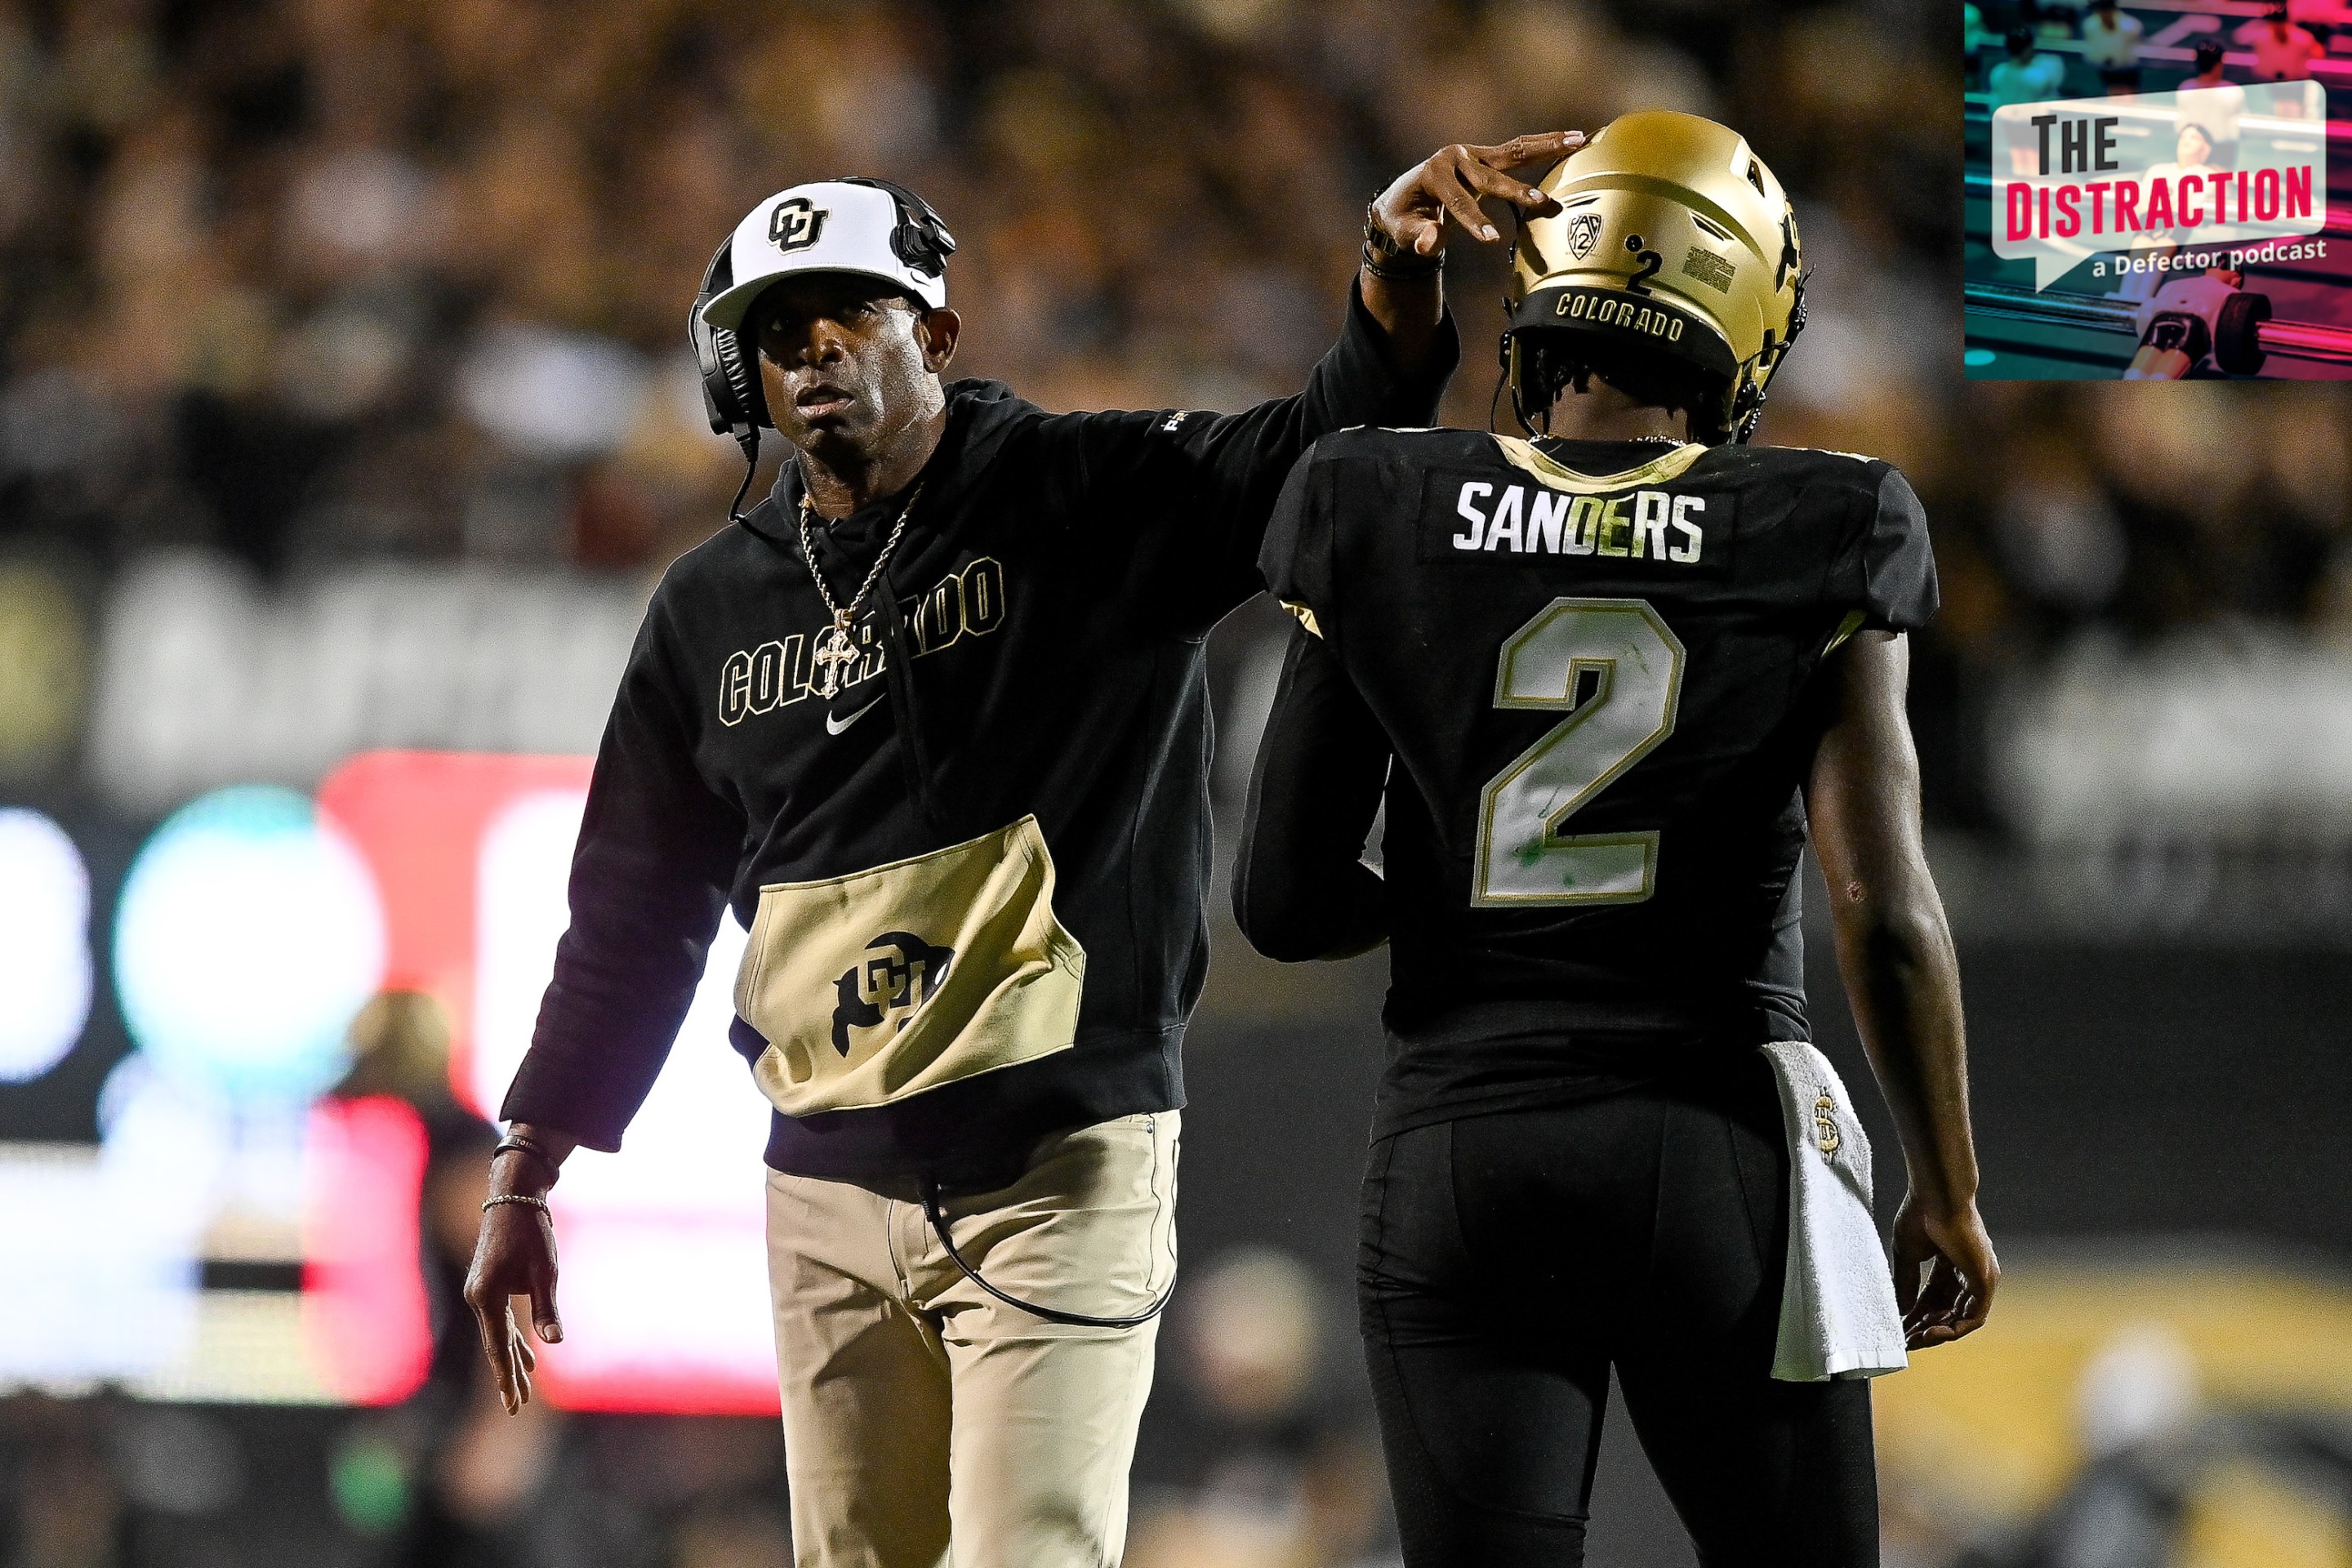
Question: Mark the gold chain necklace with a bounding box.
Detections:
[796,483,923,698]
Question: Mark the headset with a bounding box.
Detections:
[688,178,958,520]
[840,176,956,280]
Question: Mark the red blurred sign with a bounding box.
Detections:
[303,1095,433,1405]
[315,751,778,1416]
[318,751,593,1108]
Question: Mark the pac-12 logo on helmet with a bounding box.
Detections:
[831,931,953,1056]
[769,196,826,253]
[1566,212,1602,261]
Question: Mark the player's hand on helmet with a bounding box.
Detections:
[463,1174,565,1414]
[1891,1193,1998,1350]
[1372,131,1587,257]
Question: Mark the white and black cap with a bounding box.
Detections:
[697,179,952,332]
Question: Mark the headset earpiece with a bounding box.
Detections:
[691,240,769,452]
[713,324,764,432]
[691,241,768,523]
[836,176,957,281]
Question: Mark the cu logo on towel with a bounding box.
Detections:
[831,933,954,1057]
[770,197,826,253]
[1813,1091,1841,1157]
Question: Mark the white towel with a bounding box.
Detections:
[1759,1041,1909,1383]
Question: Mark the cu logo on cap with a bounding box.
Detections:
[770,197,826,253]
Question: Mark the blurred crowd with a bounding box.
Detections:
[0,0,2342,817]
[1923,381,2352,829]
[0,0,2342,835]
[0,0,1954,587]
[1944,383,2352,657]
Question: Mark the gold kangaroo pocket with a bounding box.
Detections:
[733,815,1087,1117]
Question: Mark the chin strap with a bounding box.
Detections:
[1731,267,1808,445]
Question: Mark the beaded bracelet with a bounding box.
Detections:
[481,1193,551,1215]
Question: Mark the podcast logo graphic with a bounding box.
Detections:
[1990,83,2326,292]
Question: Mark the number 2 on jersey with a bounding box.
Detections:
[1473,598,1686,906]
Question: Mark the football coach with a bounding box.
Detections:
[466,134,1579,1567]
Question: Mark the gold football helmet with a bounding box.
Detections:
[1504,110,1806,444]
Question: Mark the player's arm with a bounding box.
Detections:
[1044,137,1588,626]
[1805,630,1998,1351]
[1166,132,1586,487]
[1233,620,1392,961]
[1359,132,1584,376]
[465,590,744,1412]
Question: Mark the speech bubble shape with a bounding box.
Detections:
[1989,82,2325,291]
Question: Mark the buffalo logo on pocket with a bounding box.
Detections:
[832,933,955,1057]
[1813,1090,1841,1157]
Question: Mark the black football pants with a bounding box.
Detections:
[1357,1069,1879,1567]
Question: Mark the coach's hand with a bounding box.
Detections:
[1370,131,1585,258]
[464,1125,575,1414]
[1892,1193,1998,1351]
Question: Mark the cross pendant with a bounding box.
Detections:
[813,616,859,697]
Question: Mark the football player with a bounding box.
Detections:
[1236,112,1997,1566]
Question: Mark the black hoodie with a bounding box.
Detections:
[501,284,1456,1187]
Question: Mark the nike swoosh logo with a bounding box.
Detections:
[825,696,884,736]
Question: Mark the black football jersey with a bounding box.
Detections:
[1247,428,1936,1128]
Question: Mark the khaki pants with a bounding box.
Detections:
[764,1111,1181,1568]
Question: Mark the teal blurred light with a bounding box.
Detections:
[113,786,385,1104]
